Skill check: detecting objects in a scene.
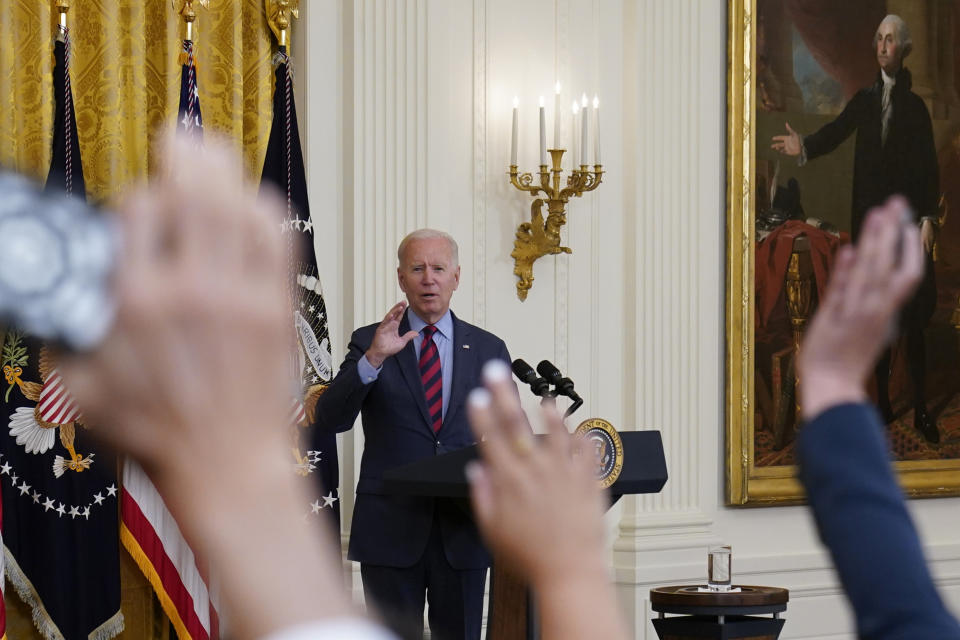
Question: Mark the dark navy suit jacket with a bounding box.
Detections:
[314,310,510,570]
[798,403,960,639]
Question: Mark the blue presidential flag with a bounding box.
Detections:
[1,29,123,640]
[260,47,340,530]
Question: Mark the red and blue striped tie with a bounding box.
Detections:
[419,325,443,432]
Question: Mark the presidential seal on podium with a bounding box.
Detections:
[574,418,624,488]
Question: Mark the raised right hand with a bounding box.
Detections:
[365,301,418,368]
[771,122,801,156]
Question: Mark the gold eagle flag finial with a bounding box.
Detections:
[55,0,70,29]
[266,0,299,48]
[174,0,210,41]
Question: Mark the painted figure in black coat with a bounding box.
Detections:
[773,14,940,442]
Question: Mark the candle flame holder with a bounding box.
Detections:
[509,149,603,300]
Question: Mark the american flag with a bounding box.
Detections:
[177,40,203,138]
[118,37,222,640]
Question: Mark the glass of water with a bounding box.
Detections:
[707,545,732,591]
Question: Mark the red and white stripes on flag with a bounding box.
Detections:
[37,369,79,425]
[120,460,220,640]
[120,394,307,639]
[290,396,306,426]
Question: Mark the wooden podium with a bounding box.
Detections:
[383,430,668,640]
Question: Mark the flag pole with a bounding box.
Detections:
[260,0,340,527]
[55,0,69,30]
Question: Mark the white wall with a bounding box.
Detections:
[296,1,960,637]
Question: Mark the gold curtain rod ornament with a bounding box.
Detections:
[55,0,70,29]
[266,0,299,48]
[174,0,209,42]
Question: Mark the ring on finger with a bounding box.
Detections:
[512,434,534,457]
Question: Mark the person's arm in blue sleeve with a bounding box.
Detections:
[797,198,960,640]
[798,403,960,640]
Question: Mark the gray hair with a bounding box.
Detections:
[875,14,913,60]
[397,228,459,267]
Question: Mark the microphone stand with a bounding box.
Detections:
[564,396,583,419]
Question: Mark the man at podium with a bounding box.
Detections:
[314,229,513,640]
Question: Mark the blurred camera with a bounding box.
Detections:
[0,171,117,351]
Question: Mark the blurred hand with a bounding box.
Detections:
[466,361,605,585]
[59,134,355,639]
[799,197,924,420]
[771,122,801,156]
[59,133,291,489]
[365,301,418,368]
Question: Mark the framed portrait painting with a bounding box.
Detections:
[726,0,960,504]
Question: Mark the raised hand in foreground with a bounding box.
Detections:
[466,360,629,640]
[58,135,390,640]
[798,196,924,420]
[796,197,960,640]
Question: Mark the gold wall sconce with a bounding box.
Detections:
[508,92,604,301]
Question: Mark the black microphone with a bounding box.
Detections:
[536,360,583,404]
[511,359,551,397]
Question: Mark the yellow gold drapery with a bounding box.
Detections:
[0,0,274,202]
[1,2,277,637]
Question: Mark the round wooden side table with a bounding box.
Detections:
[649,585,788,640]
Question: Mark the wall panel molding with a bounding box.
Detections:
[354,0,428,326]
[621,0,718,525]
[472,0,488,326]
[588,0,602,410]
[615,2,722,633]
[554,0,571,373]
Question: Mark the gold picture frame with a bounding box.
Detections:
[725,0,960,505]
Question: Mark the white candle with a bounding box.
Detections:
[580,93,589,166]
[593,95,601,165]
[571,101,579,170]
[511,96,519,166]
[539,96,547,166]
[553,82,562,149]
